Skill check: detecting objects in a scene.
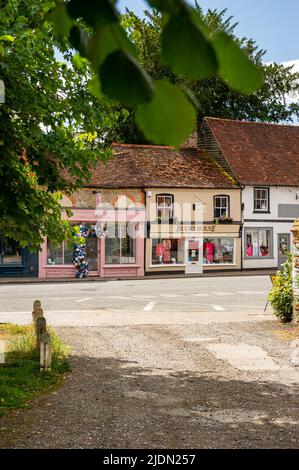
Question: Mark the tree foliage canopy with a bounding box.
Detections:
[1,0,293,249]
[107,6,299,144]
[0,0,117,248]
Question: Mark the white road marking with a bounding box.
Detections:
[212,292,235,296]
[143,301,157,312]
[213,305,224,312]
[237,291,268,295]
[75,297,92,303]
[132,295,156,299]
[106,296,133,300]
[160,294,182,298]
[191,293,209,297]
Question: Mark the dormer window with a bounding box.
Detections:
[214,195,229,218]
[156,194,174,220]
[254,187,269,212]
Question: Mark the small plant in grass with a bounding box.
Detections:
[268,253,293,323]
[0,324,71,416]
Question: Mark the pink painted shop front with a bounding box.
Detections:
[39,208,145,279]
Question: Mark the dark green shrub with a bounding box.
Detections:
[268,253,293,323]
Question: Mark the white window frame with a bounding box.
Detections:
[156,194,174,220]
[214,195,229,218]
[254,187,269,212]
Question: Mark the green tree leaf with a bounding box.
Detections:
[213,32,264,93]
[69,26,89,57]
[87,23,137,70]
[136,80,196,146]
[46,5,73,41]
[67,0,118,29]
[100,50,154,105]
[88,75,102,98]
[161,14,218,79]
[0,35,15,42]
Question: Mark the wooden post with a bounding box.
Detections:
[32,306,43,325]
[40,331,51,372]
[290,219,299,323]
[33,300,41,310]
[36,316,47,350]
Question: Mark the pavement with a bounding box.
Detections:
[0,275,298,448]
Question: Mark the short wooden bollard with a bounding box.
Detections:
[40,331,51,372]
[32,306,43,326]
[36,316,47,350]
[33,300,41,310]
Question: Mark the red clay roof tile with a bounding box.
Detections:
[204,117,299,186]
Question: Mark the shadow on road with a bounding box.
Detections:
[0,353,298,449]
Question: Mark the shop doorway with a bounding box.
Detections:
[185,239,203,274]
[277,233,290,268]
[86,236,99,274]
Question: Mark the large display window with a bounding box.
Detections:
[47,240,73,265]
[0,236,22,265]
[152,238,184,265]
[245,228,272,258]
[203,237,234,265]
[105,222,136,265]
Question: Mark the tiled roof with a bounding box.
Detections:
[204,117,299,186]
[85,144,238,189]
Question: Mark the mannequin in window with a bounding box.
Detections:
[155,242,164,263]
[246,241,253,257]
[162,239,171,263]
[205,239,215,264]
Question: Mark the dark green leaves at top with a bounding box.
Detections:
[100,50,154,105]
[136,80,196,147]
[67,0,118,29]
[46,4,73,41]
[161,14,218,80]
[213,32,264,93]
[87,23,137,71]
[147,0,184,14]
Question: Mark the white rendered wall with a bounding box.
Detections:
[242,186,299,268]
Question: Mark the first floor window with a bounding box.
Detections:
[105,222,136,264]
[0,236,22,265]
[254,187,269,212]
[214,196,229,218]
[245,228,272,258]
[156,194,174,220]
[152,238,184,265]
[47,240,73,265]
[203,237,234,264]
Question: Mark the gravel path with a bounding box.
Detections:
[0,321,298,448]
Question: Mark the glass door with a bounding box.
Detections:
[277,233,290,268]
[185,239,203,274]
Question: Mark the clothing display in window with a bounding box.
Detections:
[204,240,215,263]
[246,243,253,257]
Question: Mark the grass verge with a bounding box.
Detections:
[0,323,71,417]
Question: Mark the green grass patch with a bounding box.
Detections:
[0,323,71,416]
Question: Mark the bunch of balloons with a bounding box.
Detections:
[73,224,89,278]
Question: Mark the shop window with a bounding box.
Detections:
[105,222,136,265]
[0,236,22,265]
[156,194,174,221]
[152,239,184,265]
[254,188,269,212]
[245,228,272,258]
[214,196,229,218]
[47,240,73,265]
[203,238,234,265]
